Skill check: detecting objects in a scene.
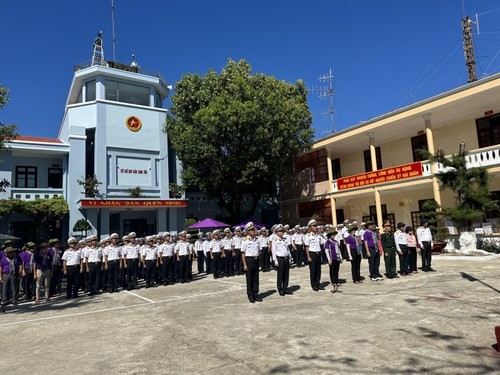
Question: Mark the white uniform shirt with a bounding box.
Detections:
[272,236,291,263]
[194,239,204,252]
[162,242,175,257]
[292,233,303,246]
[210,239,222,253]
[104,245,122,261]
[233,235,243,249]
[202,239,211,256]
[123,244,140,260]
[141,245,157,260]
[175,241,190,256]
[62,249,82,266]
[221,237,234,251]
[394,229,408,252]
[304,233,322,253]
[85,246,102,263]
[258,235,269,248]
[241,236,261,257]
[416,226,433,247]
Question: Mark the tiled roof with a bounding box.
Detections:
[14,135,62,144]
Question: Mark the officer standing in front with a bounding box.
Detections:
[272,224,293,296]
[304,219,324,291]
[417,218,435,272]
[62,237,83,299]
[241,222,262,303]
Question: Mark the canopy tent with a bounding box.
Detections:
[0,234,21,241]
[232,220,267,229]
[187,218,230,229]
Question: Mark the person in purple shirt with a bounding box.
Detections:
[49,238,63,297]
[19,242,36,301]
[363,221,383,281]
[1,247,25,310]
[345,224,363,284]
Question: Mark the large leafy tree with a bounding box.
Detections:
[0,84,18,192]
[166,59,313,222]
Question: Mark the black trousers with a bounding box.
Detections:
[50,266,63,296]
[196,251,205,273]
[296,244,305,267]
[179,255,188,282]
[233,249,242,274]
[22,271,35,299]
[1,274,19,304]
[350,250,362,282]
[66,265,80,298]
[421,241,432,270]
[408,247,418,272]
[260,247,269,271]
[145,260,156,286]
[223,250,232,276]
[367,246,381,278]
[212,253,222,278]
[276,256,290,293]
[329,260,341,285]
[398,244,409,274]
[88,262,101,293]
[308,252,322,289]
[126,258,138,288]
[205,253,212,275]
[107,261,119,291]
[161,256,173,284]
[245,256,259,298]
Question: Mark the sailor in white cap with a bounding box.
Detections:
[84,234,101,295]
[175,232,190,283]
[304,219,325,291]
[232,227,243,275]
[141,236,158,287]
[221,228,234,277]
[241,222,262,303]
[292,224,305,267]
[194,232,205,274]
[123,232,140,290]
[160,232,175,285]
[103,233,122,293]
[62,237,83,299]
[203,232,212,275]
[258,227,270,272]
[209,229,222,279]
[272,224,293,296]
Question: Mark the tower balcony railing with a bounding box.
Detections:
[11,188,64,201]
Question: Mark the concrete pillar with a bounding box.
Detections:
[374,188,383,229]
[423,113,442,206]
[100,208,110,237]
[326,148,337,226]
[369,133,377,171]
[169,208,179,232]
[157,208,167,232]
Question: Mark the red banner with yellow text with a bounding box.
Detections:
[80,199,188,208]
[336,162,423,191]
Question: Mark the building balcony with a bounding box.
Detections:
[11,188,64,201]
[331,145,500,194]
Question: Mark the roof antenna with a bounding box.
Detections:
[91,31,105,66]
[111,0,116,62]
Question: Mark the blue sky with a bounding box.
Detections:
[1,0,500,139]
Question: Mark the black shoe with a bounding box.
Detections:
[12,301,18,306]
[318,286,325,290]
[284,291,294,295]
[279,291,285,296]
[313,287,319,291]
[255,297,263,302]
[428,268,436,272]
[248,297,255,303]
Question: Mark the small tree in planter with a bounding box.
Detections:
[77,175,103,198]
[420,199,449,251]
[127,186,143,198]
[422,145,498,253]
[169,183,184,199]
[73,218,92,237]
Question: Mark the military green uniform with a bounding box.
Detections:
[380,231,398,278]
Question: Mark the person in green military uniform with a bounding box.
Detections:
[380,221,398,279]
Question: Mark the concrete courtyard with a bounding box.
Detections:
[1,255,499,374]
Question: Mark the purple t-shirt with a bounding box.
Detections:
[0,255,22,274]
[345,235,360,254]
[363,230,377,248]
[19,250,33,270]
[34,251,53,271]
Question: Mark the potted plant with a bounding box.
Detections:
[420,199,448,252]
[127,186,143,198]
[169,183,184,198]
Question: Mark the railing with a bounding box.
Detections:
[11,188,64,201]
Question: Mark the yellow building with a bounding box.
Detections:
[281,73,500,231]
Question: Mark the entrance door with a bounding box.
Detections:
[124,219,148,237]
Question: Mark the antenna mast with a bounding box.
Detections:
[91,31,105,66]
[111,0,116,62]
[462,16,477,83]
[312,68,335,133]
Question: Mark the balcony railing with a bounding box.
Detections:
[331,145,500,193]
[11,188,64,201]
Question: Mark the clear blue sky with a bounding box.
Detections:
[1,0,500,139]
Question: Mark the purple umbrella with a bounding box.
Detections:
[187,218,230,229]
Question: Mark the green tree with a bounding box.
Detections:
[166,59,313,222]
[422,146,498,231]
[0,83,18,192]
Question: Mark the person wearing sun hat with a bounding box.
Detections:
[19,242,36,301]
[345,224,363,284]
[0,247,24,310]
[324,227,343,291]
[241,221,262,303]
[33,242,53,304]
[363,221,383,281]
[381,221,397,279]
[48,238,63,297]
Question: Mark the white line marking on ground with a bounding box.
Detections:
[124,290,155,303]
